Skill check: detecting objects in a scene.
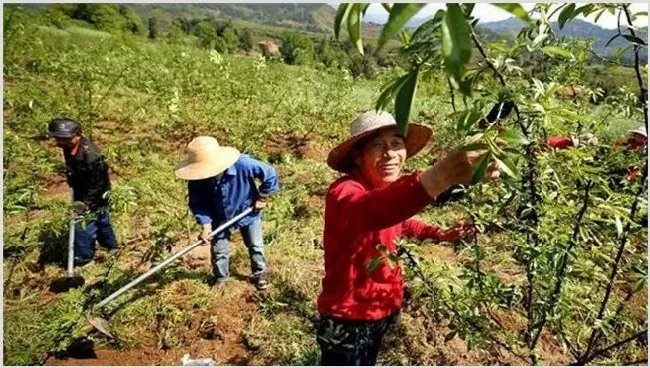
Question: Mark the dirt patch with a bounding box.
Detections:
[264,132,327,161]
[627,288,648,323]
[42,172,120,199]
[418,245,458,263]
[47,275,260,366]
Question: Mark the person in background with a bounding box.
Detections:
[316,111,499,366]
[175,136,279,291]
[48,117,118,265]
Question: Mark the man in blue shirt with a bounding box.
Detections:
[175,136,279,290]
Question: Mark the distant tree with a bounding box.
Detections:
[167,19,184,44]
[222,27,239,53]
[194,21,217,49]
[280,31,315,65]
[239,28,255,52]
[69,4,126,32]
[316,37,337,67]
[119,5,143,35]
[148,17,159,39]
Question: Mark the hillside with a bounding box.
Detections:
[478,18,648,63]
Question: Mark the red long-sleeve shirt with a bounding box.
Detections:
[317,172,444,321]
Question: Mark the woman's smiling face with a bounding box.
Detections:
[355,127,407,187]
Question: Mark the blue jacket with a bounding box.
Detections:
[188,154,279,234]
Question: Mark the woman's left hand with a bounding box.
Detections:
[439,222,476,243]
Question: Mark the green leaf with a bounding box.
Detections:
[377,3,426,51]
[376,73,410,112]
[558,3,577,29]
[334,4,353,40]
[459,142,488,152]
[499,130,529,145]
[387,254,400,269]
[367,256,383,274]
[574,4,595,17]
[471,153,490,185]
[347,4,364,55]
[593,9,606,24]
[394,66,420,135]
[442,4,472,95]
[615,215,623,237]
[622,34,647,46]
[444,330,458,342]
[541,46,574,59]
[454,108,483,133]
[491,3,531,22]
[493,155,517,179]
[381,3,393,13]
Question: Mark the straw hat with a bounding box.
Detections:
[327,110,433,173]
[629,126,647,138]
[175,136,240,180]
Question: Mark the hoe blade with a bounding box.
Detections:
[86,313,114,339]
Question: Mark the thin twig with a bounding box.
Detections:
[530,181,593,348]
[575,329,648,365]
[447,77,457,112]
[470,28,506,86]
[582,165,648,360]
[622,5,648,130]
[588,49,634,68]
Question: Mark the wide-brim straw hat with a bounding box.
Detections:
[327,110,433,173]
[629,126,647,138]
[175,136,240,180]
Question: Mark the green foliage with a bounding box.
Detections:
[193,20,217,49]
[280,31,315,65]
[238,28,255,51]
[221,27,239,54]
[148,16,159,39]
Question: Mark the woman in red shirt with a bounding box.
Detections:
[316,111,499,365]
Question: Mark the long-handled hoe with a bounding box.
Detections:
[85,207,253,339]
[49,192,86,293]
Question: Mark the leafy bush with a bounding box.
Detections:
[280,31,315,65]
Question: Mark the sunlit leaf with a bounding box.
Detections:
[491,3,531,22]
[394,66,419,135]
[541,46,574,59]
[442,4,472,95]
[334,3,353,40]
[471,152,490,185]
[493,155,517,179]
[377,3,426,51]
[615,215,623,237]
[558,3,577,29]
[347,4,365,54]
[499,130,529,145]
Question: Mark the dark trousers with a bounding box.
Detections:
[74,210,118,265]
[317,313,399,366]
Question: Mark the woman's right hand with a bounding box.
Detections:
[420,149,500,199]
[199,223,212,245]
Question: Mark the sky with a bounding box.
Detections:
[327,2,649,30]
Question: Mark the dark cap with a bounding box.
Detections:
[48,118,81,138]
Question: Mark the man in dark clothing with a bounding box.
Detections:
[48,118,118,265]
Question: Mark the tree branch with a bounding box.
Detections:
[447,77,457,112]
[575,329,648,365]
[530,181,593,349]
[622,5,648,130]
[582,165,648,360]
